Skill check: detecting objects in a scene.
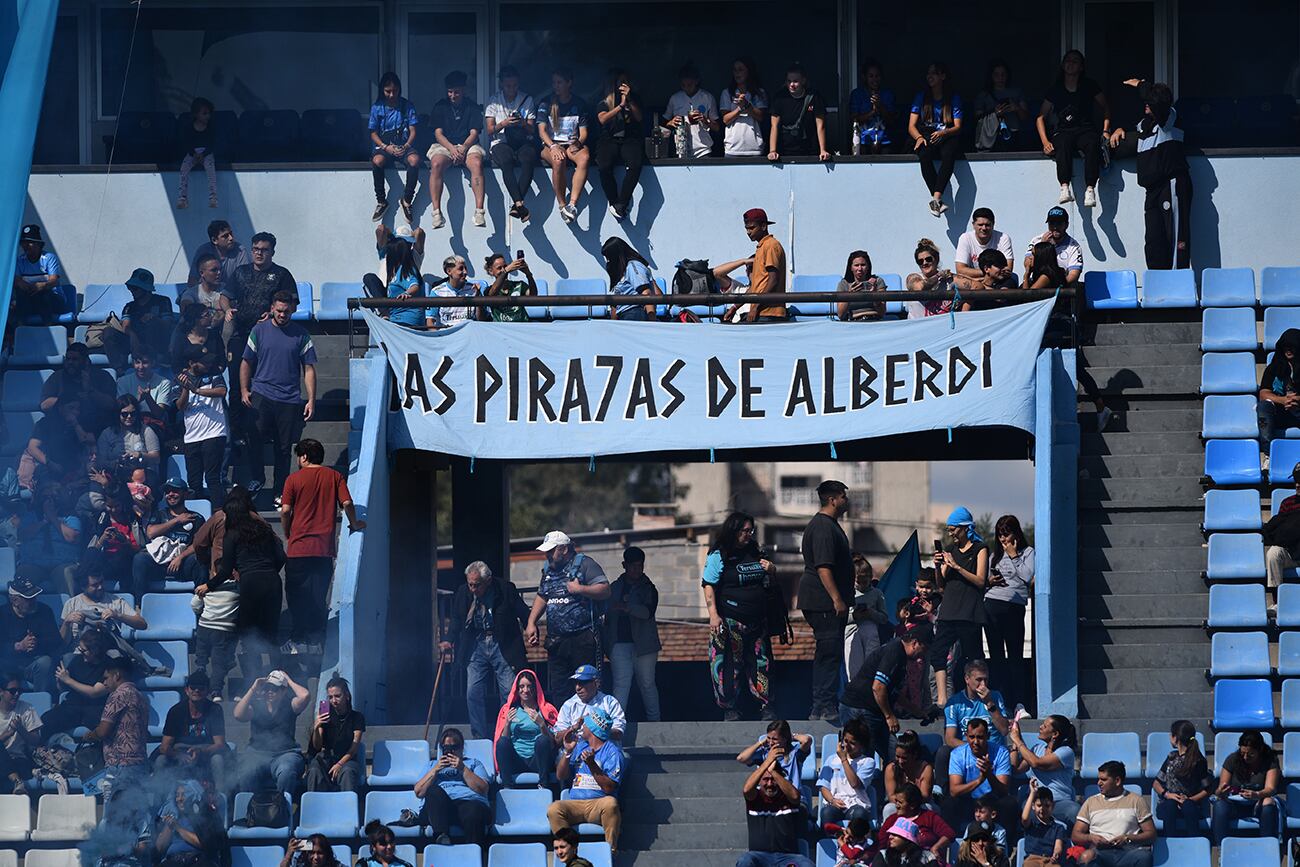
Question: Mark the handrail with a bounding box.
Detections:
[348,288,1073,309]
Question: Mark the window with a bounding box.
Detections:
[406,11,480,112]
[778,475,819,511]
[35,16,81,165]
[1179,3,1299,100]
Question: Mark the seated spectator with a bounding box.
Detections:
[0,671,41,794]
[191,567,239,700]
[552,826,594,867]
[849,58,897,155]
[0,577,61,693]
[1037,50,1110,209]
[710,257,753,323]
[737,746,812,867]
[954,209,1015,282]
[364,224,426,300]
[955,829,1009,867]
[169,305,226,375]
[179,254,236,342]
[117,351,177,424]
[548,708,624,851]
[40,343,119,435]
[431,256,479,329]
[973,60,1031,152]
[817,718,879,827]
[16,483,82,593]
[359,820,415,867]
[282,835,345,867]
[1008,714,1079,825]
[734,209,787,323]
[595,69,646,222]
[665,63,719,159]
[380,240,429,330]
[368,71,421,223]
[1024,241,1069,290]
[41,626,111,735]
[81,656,148,784]
[1025,208,1085,289]
[1070,760,1155,866]
[556,665,626,742]
[153,778,226,867]
[907,63,963,217]
[1211,730,1280,845]
[942,661,1009,768]
[905,239,973,319]
[869,816,940,866]
[19,396,95,491]
[131,479,205,597]
[90,489,147,591]
[945,719,1012,829]
[61,556,147,644]
[970,250,1019,306]
[188,220,251,287]
[832,818,871,866]
[1021,782,1069,867]
[121,268,177,364]
[963,794,1008,850]
[882,731,935,819]
[1258,330,1300,451]
[871,784,953,861]
[11,224,64,325]
[233,670,310,798]
[485,65,539,223]
[836,250,888,322]
[412,726,490,844]
[176,355,228,499]
[98,395,161,477]
[602,238,660,321]
[768,63,829,162]
[737,720,813,783]
[306,676,365,794]
[428,70,488,230]
[720,57,768,158]
[1151,719,1210,839]
[484,252,537,322]
[156,671,227,786]
[839,625,933,761]
[495,669,558,786]
[229,233,299,353]
[537,67,591,224]
[176,96,218,211]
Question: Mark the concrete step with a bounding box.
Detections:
[1080,343,1203,368]
[1078,546,1206,573]
[1078,624,1209,645]
[1080,431,1205,456]
[621,754,744,775]
[1079,476,1204,507]
[1078,523,1206,548]
[1079,667,1210,694]
[1078,508,1203,526]
[1079,452,1205,479]
[620,822,749,851]
[618,796,745,825]
[1079,691,1211,719]
[1102,407,1202,434]
[1079,643,1209,669]
[1090,322,1201,346]
[1077,592,1207,621]
[1085,366,1200,397]
[625,720,839,749]
[1078,570,1210,596]
[618,851,743,867]
[621,771,745,799]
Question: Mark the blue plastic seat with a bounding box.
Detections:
[1206,533,1266,581]
[299,109,365,161]
[1281,634,1300,677]
[1201,353,1258,395]
[1262,267,1300,307]
[1264,308,1300,350]
[0,412,40,455]
[295,791,359,838]
[558,789,605,835]
[1271,440,1300,483]
[1220,837,1280,866]
[1201,267,1257,307]
[422,844,482,867]
[1274,488,1295,516]
[878,274,905,316]
[317,283,363,322]
[1284,733,1300,778]
[1205,440,1262,485]
[1202,308,1258,351]
[520,278,551,321]
[364,790,424,838]
[135,594,196,640]
[188,500,212,521]
[1,370,52,412]
[1213,678,1274,729]
[9,327,67,367]
[109,111,176,162]
[1202,395,1261,440]
[228,793,293,840]
[229,847,286,867]
[1142,269,1197,307]
[1210,631,1271,677]
[464,739,496,782]
[1204,489,1263,531]
[1079,731,1140,780]
[1207,584,1268,628]
[1144,729,1206,778]
[367,739,430,787]
[1148,788,1210,833]
[1083,270,1138,309]
[491,788,553,836]
[1153,836,1211,866]
[1283,680,1300,728]
[136,640,188,689]
[237,110,301,161]
[146,691,180,738]
[78,284,133,323]
[1280,585,1300,628]
[552,278,608,319]
[291,282,314,322]
[816,838,837,867]
[790,274,839,317]
[488,842,547,867]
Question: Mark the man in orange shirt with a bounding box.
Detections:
[280,439,366,656]
[742,208,788,322]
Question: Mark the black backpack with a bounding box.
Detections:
[238,789,289,828]
[672,259,716,296]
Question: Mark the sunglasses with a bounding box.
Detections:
[119,411,136,418]
[2,687,20,695]
[916,256,936,266]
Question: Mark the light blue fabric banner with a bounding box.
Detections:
[365,297,1054,459]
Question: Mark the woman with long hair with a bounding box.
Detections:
[905,238,972,319]
[973,59,1030,152]
[282,833,345,867]
[594,68,645,221]
[907,62,963,216]
[1009,714,1080,825]
[383,239,428,329]
[837,250,887,321]
[720,57,768,158]
[358,820,414,867]
[1024,241,1069,289]
[493,669,558,786]
[537,67,591,223]
[97,394,161,476]
[1036,50,1110,208]
[882,731,936,819]
[170,303,226,372]
[601,237,659,321]
[1258,328,1300,449]
[212,489,285,672]
[983,515,1034,706]
[703,511,776,720]
[367,71,421,222]
[1153,719,1210,837]
[1212,730,1280,844]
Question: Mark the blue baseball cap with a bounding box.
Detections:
[570,664,600,682]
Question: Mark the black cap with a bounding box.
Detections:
[19,225,43,245]
[1045,206,1069,223]
[186,670,211,689]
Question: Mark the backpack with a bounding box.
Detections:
[672,260,716,296]
[238,789,289,828]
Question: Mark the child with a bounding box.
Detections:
[817,718,878,828]
[956,829,1010,867]
[177,97,218,209]
[1021,781,1069,867]
[835,817,873,867]
[964,794,1007,850]
[175,355,228,500]
[191,571,239,700]
[552,826,593,867]
[737,719,814,784]
[846,552,889,675]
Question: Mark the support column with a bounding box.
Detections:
[450,457,511,584]
[386,449,437,722]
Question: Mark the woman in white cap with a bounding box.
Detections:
[234,669,310,798]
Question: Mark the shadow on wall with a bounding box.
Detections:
[1190,157,1221,272]
[942,160,980,247]
[1076,161,1126,264]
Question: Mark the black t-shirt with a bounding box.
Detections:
[162,699,225,745]
[122,295,174,324]
[1046,79,1102,130]
[771,91,827,155]
[29,415,81,469]
[937,542,989,624]
[1261,356,1297,396]
[1222,751,1279,790]
[432,98,486,146]
[312,708,366,761]
[63,655,108,708]
[842,637,909,711]
[745,790,803,853]
[797,513,854,613]
[248,699,299,753]
[600,95,645,139]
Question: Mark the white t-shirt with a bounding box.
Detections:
[719,88,768,156]
[955,228,1015,270]
[433,281,479,328]
[0,701,40,752]
[182,373,228,443]
[816,752,879,811]
[61,593,136,643]
[555,690,627,736]
[1027,232,1085,273]
[666,89,719,157]
[484,91,537,148]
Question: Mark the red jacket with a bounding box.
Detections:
[492,669,558,773]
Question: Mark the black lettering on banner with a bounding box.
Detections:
[475,355,502,423]
[594,356,623,422]
[981,340,993,389]
[884,353,909,407]
[624,358,659,420]
[660,359,686,418]
[507,356,520,422]
[528,357,558,422]
[822,356,845,415]
[559,358,592,422]
[740,359,765,418]
[708,357,736,417]
[852,356,878,409]
[784,359,815,418]
[402,352,431,413]
[430,356,456,415]
[913,350,943,401]
[948,346,977,394]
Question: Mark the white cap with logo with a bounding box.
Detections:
[536,530,572,552]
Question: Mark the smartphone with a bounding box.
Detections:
[295,840,313,852]
[318,700,329,717]
[515,250,525,261]
[933,539,943,554]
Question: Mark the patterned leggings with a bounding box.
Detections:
[178,152,217,201]
[710,617,770,710]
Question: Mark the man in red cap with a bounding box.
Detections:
[735,208,787,323]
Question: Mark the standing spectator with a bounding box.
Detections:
[799,479,854,722]
[156,671,228,786]
[1151,719,1210,838]
[61,558,147,645]
[703,511,776,720]
[908,62,964,217]
[82,657,149,785]
[0,577,61,693]
[595,69,646,222]
[973,60,1031,152]
[440,560,530,740]
[16,483,82,593]
[983,515,1033,706]
[525,531,610,702]
[1037,50,1110,209]
[945,719,1013,829]
[1022,207,1084,286]
[306,676,365,794]
[767,63,830,161]
[131,478,205,597]
[431,255,480,329]
[210,493,285,674]
[40,628,110,735]
[733,208,787,323]
[840,625,933,760]
[233,670,310,798]
[176,355,228,499]
[171,302,228,373]
[1008,715,1080,825]
[0,672,41,794]
[177,96,219,210]
[537,67,591,224]
[547,708,625,852]
[554,666,627,743]
[817,718,879,827]
[845,553,888,674]
[954,209,1015,282]
[98,394,161,476]
[736,720,813,785]
[1211,730,1280,845]
[12,224,64,324]
[40,343,119,434]
[737,747,813,867]
[930,507,990,709]
[191,568,239,700]
[240,291,317,498]
[601,238,660,321]
[280,438,364,656]
[483,253,537,322]
[428,70,488,231]
[665,63,719,159]
[494,669,558,786]
[719,57,768,158]
[117,350,177,421]
[605,546,660,721]
[228,232,300,354]
[836,251,888,322]
[188,220,251,288]
[1070,761,1156,866]
[121,269,178,364]
[19,397,94,491]
[413,727,491,845]
[849,58,897,154]
[368,71,421,222]
[485,66,538,222]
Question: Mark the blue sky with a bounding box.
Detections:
[930,460,1035,523]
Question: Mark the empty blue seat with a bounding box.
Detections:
[230,847,285,867]
[146,691,180,738]
[1079,731,1140,780]
[488,843,547,867]
[1204,489,1263,531]
[237,110,301,161]
[1280,585,1300,628]
[1142,269,1197,307]
[1144,729,1206,778]
[1213,678,1273,729]
[135,594,196,640]
[78,284,133,323]
[1205,440,1262,485]
[1201,353,1259,395]
[295,791,358,838]
[520,278,551,321]
[552,278,608,319]
[299,109,365,161]
[1264,308,1300,350]
[1271,440,1300,483]
[423,844,482,867]
[1274,488,1295,516]
[1284,733,1300,778]
[1153,836,1211,867]
[1220,837,1280,866]
[1207,584,1268,628]
[228,793,293,840]
[9,327,67,367]
[0,412,40,455]
[464,739,496,782]
[790,274,839,317]
[364,790,423,838]
[367,740,430,787]
[136,640,188,689]
[816,838,836,867]
[491,788,553,836]
[188,500,212,521]
[1,370,52,412]
[1283,680,1300,728]
[1202,308,1258,351]
[317,283,363,322]
[292,282,314,322]
[1281,634,1300,677]
[879,274,905,316]
[1202,395,1261,440]
[1206,533,1266,581]
[1201,267,1257,307]
[1083,270,1138,309]
[1262,267,1300,307]
[1210,631,1270,677]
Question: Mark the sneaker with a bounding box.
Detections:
[609,203,620,220]
[1083,186,1097,208]
[400,198,414,222]
[11,779,24,795]
[936,199,949,215]
[280,640,300,656]
[1263,455,1271,473]
[392,808,421,828]
[176,197,188,210]
[473,208,486,227]
[1058,184,1074,204]
[430,210,446,229]
[759,704,777,721]
[518,205,530,223]
[722,709,741,722]
[1097,406,1113,432]
[208,194,219,209]
[151,665,174,678]
[508,204,521,219]
[434,833,452,846]
[928,198,942,217]
[273,495,283,509]
[818,708,841,723]
[561,203,578,223]
[246,480,264,494]
[209,692,223,704]
[372,200,388,221]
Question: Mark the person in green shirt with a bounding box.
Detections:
[484,252,538,323]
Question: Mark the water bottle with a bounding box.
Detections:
[851,121,861,156]
[998,118,1011,142]
[674,117,688,159]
